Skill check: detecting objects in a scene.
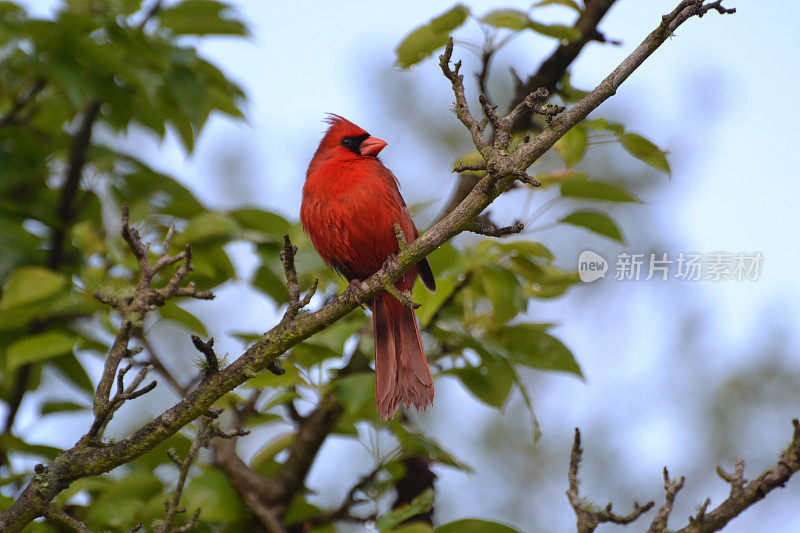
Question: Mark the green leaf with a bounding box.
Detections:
[130,433,192,470]
[500,240,554,262]
[395,4,470,68]
[480,265,525,325]
[533,0,581,12]
[560,181,641,203]
[253,264,289,304]
[176,211,239,246]
[498,324,583,377]
[619,133,670,173]
[452,150,486,177]
[291,341,341,368]
[84,471,163,530]
[85,499,142,530]
[482,9,530,30]
[0,434,62,460]
[554,125,587,168]
[50,353,94,394]
[435,519,521,533]
[521,264,580,299]
[535,169,588,188]
[6,331,76,371]
[558,210,624,243]
[0,494,12,512]
[40,401,88,415]
[229,208,291,238]
[376,488,434,531]
[182,469,249,523]
[430,3,470,32]
[334,373,376,416]
[250,433,294,476]
[527,20,582,41]
[184,244,236,289]
[448,357,514,409]
[283,494,326,526]
[159,0,247,36]
[0,266,65,311]
[392,524,435,533]
[483,10,580,41]
[415,276,455,326]
[392,425,472,471]
[583,118,625,134]
[158,302,208,336]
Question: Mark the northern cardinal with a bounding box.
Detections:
[301,115,436,420]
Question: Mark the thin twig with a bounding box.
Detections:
[468,220,524,237]
[90,206,214,440]
[279,235,317,325]
[156,418,211,533]
[42,503,92,532]
[567,429,654,533]
[648,468,686,532]
[191,335,219,376]
[0,78,46,128]
[439,40,489,156]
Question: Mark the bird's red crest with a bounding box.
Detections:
[307,114,374,175]
[322,113,368,138]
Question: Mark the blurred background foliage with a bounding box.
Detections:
[0,0,797,532]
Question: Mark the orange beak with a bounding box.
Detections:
[360,136,387,156]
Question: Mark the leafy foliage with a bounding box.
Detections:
[395,4,471,68]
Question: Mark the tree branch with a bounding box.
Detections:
[155,418,211,533]
[568,419,800,533]
[0,4,735,530]
[439,42,489,156]
[0,78,46,129]
[274,394,344,505]
[278,234,318,326]
[511,0,620,131]
[191,335,219,376]
[672,419,800,533]
[211,438,285,532]
[567,429,654,533]
[648,467,686,532]
[48,100,102,269]
[89,205,213,441]
[468,219,525,237]
[42,503,93,533]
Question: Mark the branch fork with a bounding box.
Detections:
[88,362,157,439]
[567,429,654,533]
[569,419,800,533]
[279,235,318,325]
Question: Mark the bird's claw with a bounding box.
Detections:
[344,279,365,305]
[382,253,401,282]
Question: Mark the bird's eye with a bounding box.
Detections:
[341,138,352,146]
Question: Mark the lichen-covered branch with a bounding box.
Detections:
[89,205,212,441]
[672,419,800,533]
[568,420,800,533]
[511,0,619,131]
[468,219,525,237]
[567,429,654,533]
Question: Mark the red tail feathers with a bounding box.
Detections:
[372,292,434,420]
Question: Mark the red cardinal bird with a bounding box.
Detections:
[301,115,436,420]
